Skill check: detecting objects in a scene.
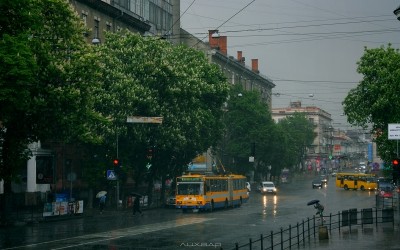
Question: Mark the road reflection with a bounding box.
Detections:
[262,194,278,218]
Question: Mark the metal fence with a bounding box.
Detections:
[224,207,395,250]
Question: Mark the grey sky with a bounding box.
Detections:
[180,0,400,130]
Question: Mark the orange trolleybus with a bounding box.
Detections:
[335,172,377,191]
[175,173,249,212]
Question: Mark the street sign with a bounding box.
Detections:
[388,123,400,140]
[126,116,163,124]
[106,170,117,180]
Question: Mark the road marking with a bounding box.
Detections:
[2,217,214,250]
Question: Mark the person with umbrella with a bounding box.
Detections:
[307,199,325,221]
[96,191,107,214]
[132,193,143,216]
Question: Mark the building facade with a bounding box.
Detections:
[272,101,333,170]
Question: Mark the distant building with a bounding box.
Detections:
[271,101,375,171]
[272,101,333,170]
[272,101,332,158]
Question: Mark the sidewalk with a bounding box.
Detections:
[302,222,399,249]
[4,202,160,227]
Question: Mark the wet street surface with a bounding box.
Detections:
[1,174,399,249]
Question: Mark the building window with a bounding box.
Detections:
[106,22,112,32]
[81,12,88,26]
[94,19,100,38]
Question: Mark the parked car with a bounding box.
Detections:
[312,178,323,189]
[258,181,277,195]
[165,190,176,208]
[246,182,251,192]
[377,181,395,198]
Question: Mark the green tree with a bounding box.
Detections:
[0,0,104,194]
[343,45,400,162]
[90,31,229,204]
[220,84,275,176]
[276,113,315,171]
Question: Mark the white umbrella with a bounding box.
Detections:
[96,191,107,198]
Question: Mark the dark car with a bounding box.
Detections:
[312,178,323,189]
[377,181,395,198]
[319,175,328,184]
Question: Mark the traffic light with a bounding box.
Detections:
[113,158,121,167]
[392,158,400,183]
[393,158,400,167]
[147,146,155,159]
[113,158,122,176]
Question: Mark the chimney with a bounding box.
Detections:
[237,51,242,61]
[237,51,245,64]
[209,30,219,49]
[251,59,259,73]
[208,30,228,55]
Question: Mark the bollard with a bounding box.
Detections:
[318,225,329,240]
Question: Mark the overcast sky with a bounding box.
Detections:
[180,0,400,130]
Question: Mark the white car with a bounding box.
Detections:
[259,181,277,195]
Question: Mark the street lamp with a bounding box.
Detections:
[91,37,100,45]
[394,5,400,20]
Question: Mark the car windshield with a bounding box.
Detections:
[378,182,393,191]
[263,183,274,187]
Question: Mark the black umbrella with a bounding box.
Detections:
[307,199,320,206]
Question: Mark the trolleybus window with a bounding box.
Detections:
[177,183,202,195]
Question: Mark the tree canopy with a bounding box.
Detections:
[86,31,230,192]
[0,0,102,190]
[219,84,315,179]
[343,45,400,161]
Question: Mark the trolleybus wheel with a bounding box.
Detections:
[360,186,365,191]
[344,185,349,190]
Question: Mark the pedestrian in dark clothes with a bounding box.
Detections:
[132,195,142,216]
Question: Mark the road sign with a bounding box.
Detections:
[388,123,400,140]
[126,116,163,124]
[106,170,117,180]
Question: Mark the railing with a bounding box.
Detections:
[223,207,396,250]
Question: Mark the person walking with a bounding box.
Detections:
[99,195,106,214]
[132,195,142,216]
[314,202,325,222]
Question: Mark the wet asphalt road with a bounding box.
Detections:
[0,173,393,250]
